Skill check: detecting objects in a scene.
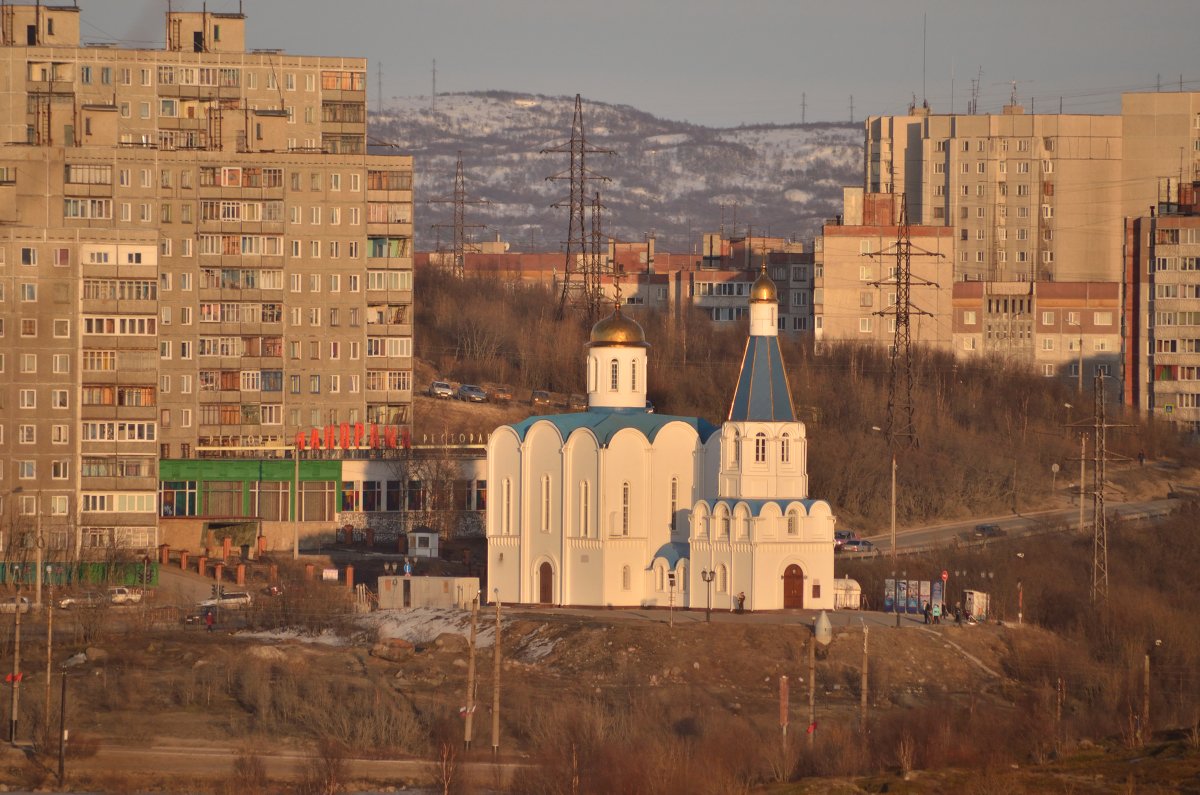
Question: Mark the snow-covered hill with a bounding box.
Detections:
[371,91,862,253]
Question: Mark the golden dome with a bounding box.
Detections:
[751,266,778,303]
[588,307,649,348]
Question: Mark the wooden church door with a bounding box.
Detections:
[538,562,554,604]
[783,564,805,609]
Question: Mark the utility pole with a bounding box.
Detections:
[34,503,42,609]
[9,608,20,744]
[1142,653,1151,746]
[491,593,501,763]
[800,92,806,125]
[431,58,436,113]
[57,671,66,785]
[807,636,816,747]
[1091,374,1109,604]
[860,626,869,735]
[45,604,52,727]
[429,152,489,277]
[779,675,789,745]
[849,94,854,124]
[542,94,615,322]
[463,596,478,750]
[1078,433,1086,533]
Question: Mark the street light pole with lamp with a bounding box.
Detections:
[700,568,715,622]
[871,426,899,628]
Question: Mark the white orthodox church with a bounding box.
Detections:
[485,269,836,611]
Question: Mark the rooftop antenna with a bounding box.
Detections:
[922,12,927,108]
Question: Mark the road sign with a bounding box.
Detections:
[941,570,948,582]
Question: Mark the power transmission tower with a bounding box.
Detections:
[542,94,615,321]
[429,152,489,277]
[1091,373,1109,604]
[869,194,943,448]
[589,191,608,295]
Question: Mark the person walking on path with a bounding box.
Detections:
[205,609,215,632]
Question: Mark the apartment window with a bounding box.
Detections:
[21,318,36,337]
[859,317,872,333]
[18,425,35,444]
[52,425,68,444]
[20,283,36,302]
[1094,312,1113,326]
[53,354,69,373]
[309,375,321,393]
[963,311,977,325]
[18,461,35,480]
[19,353,35,373]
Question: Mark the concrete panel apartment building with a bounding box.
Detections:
[0,5,413,557]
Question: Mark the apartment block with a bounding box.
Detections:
[1124,188,1200,432]
[0,5,413,557]
[865,107,1123,283]
[952,281,1122,401]
[814,190,955,350]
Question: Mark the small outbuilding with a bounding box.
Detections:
[377,575,479,609]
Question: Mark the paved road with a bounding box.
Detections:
[852,496,1181,555]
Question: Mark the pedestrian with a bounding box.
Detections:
[953,602,962,626]
[923,601,932,625]
[1138,450,1146,466]
[736,592,745,614]
[205,609,214,632]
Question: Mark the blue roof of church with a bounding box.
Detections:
[699,498,825,516]
[508,407,719,446]
[728,335,795,422]
[649,541,690,568]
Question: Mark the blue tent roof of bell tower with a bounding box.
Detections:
[728,335,795,422]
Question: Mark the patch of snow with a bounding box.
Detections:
[360,607,498,648]
[237,628,349,646]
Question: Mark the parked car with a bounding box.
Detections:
[974,523,1006,539]
[834,529,858,551]
[107,586,143,605]
[531,390,552,407]
[58,591,104,609]
[428,381,454,399]
[490,385,513,402]
[841,539,876,553]
[0,597,31,614]
[456,384,488,402]
[199,591,253,609]
[568,393,588,410]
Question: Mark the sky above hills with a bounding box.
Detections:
[96,0,1199,127]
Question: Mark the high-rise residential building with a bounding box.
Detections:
[0,5,413,557]
[1123,187,1200,432]
[814,189,955,351]
[865,106,1123,284]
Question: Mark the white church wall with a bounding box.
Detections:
[486,429,523,603]
[524,423,567,603]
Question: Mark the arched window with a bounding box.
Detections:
[631,359,638,392]
[610,359,620,391]
[754,432,767,463]
[780,433,791,464]
[588,355,596,391]
[787,509,799,536]
[678,562,688,593]
[579,481,590,537]
[622,565,631,590]
[502,478,512,534]
[719,509,731,539]
[717,564,728,593]
[732,430,741,466]
[540,475,551,532]
[655,565,665,592]
[621,481,631,535]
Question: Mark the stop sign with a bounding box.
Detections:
[941,570,949,582]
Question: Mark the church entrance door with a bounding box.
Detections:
[783,564,804,609]
[538,562,554,604]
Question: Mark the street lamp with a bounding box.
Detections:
[700,569,715,622]
[871,426,899,628]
